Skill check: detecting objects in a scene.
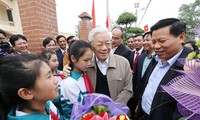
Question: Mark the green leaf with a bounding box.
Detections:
[178,117,186,120]
[93,105,109,114]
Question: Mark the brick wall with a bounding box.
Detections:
[78,12,92,40]
[18,0,58,54]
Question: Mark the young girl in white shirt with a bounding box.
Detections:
[60,40,93,118]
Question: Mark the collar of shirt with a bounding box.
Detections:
[155,48,184,67]
[95,56,109,75]
[137,47,144,54]
[111,46,118,54]
[60,48,66,54]
[16,107,28,116]
[95,56,109,64]
[70,71,82,80]
[134,48,143,59]
[146,52,156,59]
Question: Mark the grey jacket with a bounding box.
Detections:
[87,54,133,104]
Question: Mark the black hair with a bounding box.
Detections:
[10,34,27,46]
[184,40,199,51]
[68,40,92,69]
[39,49,56,64]
[66,35,75,43]
[150,18,186,37]
[43,37,56,47]
[127,35,134,40]
[56,35,66,43]
[0,54,43,120]
[143,31,151,39]
[0,29,7,37]
[134,33,143,38]
[112,26,125,39]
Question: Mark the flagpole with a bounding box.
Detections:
[92,0,96,28]
[106,0,110,30]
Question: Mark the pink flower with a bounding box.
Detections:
[90,113,118,120]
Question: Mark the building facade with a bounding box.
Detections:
[0,0,23,35]
[18,0,58,53]
[0,0,58,54]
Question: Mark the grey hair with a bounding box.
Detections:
[88,27,112,42]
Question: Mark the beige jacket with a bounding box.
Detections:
[87,54,133,104]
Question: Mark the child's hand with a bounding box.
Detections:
[63,65,71,77]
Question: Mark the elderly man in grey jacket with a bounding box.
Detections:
[64,27,133,104]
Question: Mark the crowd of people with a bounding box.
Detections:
[0,17,199,120]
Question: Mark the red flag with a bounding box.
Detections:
[92,0,96,28]
[144,24,149,32]
[106,0,110,30]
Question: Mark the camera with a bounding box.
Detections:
[0,41,11,50]
[0,41,13,56]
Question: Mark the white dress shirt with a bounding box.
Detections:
[95,56,109,75]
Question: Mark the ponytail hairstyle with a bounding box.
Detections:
[0,54,43,120]
[68,40,92,69]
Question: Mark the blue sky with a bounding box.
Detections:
[56,0,195,34]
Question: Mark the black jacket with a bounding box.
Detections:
[135,47,191,120]
[56,49,64,70]
[114,44,132,67]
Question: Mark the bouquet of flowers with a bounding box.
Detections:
[161,25,200,120]
[71,93,130,120]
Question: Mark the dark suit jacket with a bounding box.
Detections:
[114,44,132,67]
[127,49,146,118]
[56,49,64,70]
[130,49,146,71]
[135,47,191,120]
[133,52,151,93]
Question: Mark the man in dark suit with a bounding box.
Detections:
[111,26,132,67]
[131,34,146,73]
[56,35,67,70]
[135,18,191,120]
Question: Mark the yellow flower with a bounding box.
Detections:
[195,39,200,46]
[187,52,196,59]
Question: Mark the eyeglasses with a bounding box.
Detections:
[16,42,28,46]
[112,36,120,41]
[0,37,6,41]
[93,42,111,48]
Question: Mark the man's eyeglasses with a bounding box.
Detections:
[112,37,120,41]
[0,37,6,41]
[93,42,111,48]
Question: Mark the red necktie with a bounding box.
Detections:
[53,73,65,79]
[133,51,139,72]
[83,72,94,93]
